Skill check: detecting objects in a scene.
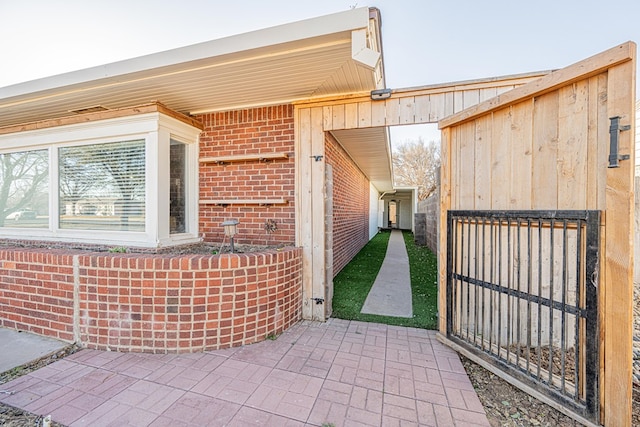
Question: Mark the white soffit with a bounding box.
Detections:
[0,7,384,128]
[331,127,394,192]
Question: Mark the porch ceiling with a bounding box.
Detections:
[0,7,384,129]
[331,127,394,192]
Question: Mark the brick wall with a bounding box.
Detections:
[325,133,370,275]
[0,250,75,342]
[0,247,302,353]
[197,106,295,246]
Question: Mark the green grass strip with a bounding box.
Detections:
[331,230,438,329]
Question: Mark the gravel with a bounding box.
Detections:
[461,280,640,426]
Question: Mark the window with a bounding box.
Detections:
[59,140,146,231]
[169,139,186,234]
[0,149,49,229]
[0,109,201,248]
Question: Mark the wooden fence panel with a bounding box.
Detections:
[439,42,636,426]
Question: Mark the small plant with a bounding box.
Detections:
[264,219,278,234]
[321,423,336,427]
[108,246,127,253]
[265,333,279,341]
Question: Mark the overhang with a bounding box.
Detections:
[331,127,393,192]
[0,7,384,129]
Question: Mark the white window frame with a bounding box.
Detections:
[0,112,201,248]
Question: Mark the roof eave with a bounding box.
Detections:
[0,7,374,102]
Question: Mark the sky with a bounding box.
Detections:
[1,0,639,145]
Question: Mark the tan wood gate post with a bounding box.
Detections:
[603,51,636,426]
[296,107,328,321]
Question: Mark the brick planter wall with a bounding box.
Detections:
[325,133,370,275]
[0,247,302,353]
[197,106,295,246]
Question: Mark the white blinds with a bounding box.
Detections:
[59,140,145,231]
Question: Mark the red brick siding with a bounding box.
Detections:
[325,133,370,276]
[0,251,75,342]
[0,247,302,353]
[197,106,295,246]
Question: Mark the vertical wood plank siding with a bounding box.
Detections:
[439,42,636,426]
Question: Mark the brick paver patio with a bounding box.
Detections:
[0,319,490,426]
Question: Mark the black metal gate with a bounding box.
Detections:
[446,210,600,422]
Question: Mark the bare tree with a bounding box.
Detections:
[59,148,100,215]
[0,150,49,227]
[392,138,440,200]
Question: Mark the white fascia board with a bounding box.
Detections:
[0,111,201,151]
[0,113,160,151]
[0,7,372,101]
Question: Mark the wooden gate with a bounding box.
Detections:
[438,42,636,425]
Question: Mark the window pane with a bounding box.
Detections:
[0,149,49,228]
[170,139,186,234]
[59,140,145,231]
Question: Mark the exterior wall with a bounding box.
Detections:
[325,133,370,276]
[369,183,380,239]
[197,105,295,246]
[0,247,302,353]
[398,200,413,230]
[635,100,639,176]
[417,190,439,254]
[0,252,75,342]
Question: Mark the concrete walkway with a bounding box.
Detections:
[361,230,413,318]
[0,319,490,426]
[0,328,67,373]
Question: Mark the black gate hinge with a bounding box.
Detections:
[608,116,631,168]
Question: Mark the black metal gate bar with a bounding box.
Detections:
[446,210,600,422]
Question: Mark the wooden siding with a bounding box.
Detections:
[312,73,549,131]
[295,74,546,323]
[439,42,636,426]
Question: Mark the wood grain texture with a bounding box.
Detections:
[439,127,452,333]
[310,107,326,321]
[0,101,204,135]
[358,101,372,128]
[603,59,635,427]
[509,100,533,209]
[474,115,492,210]
[296,108,314,320]
[531,91,560,209]
[199,152,288,164]
[440,42,635,129]
[458,122,475,209]
[313,75,544,131]
[438,42,636,424]
[557,81,589,209]
[491,107,511,209]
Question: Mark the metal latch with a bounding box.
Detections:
[312,298,324,305]
[608,116,631,168]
